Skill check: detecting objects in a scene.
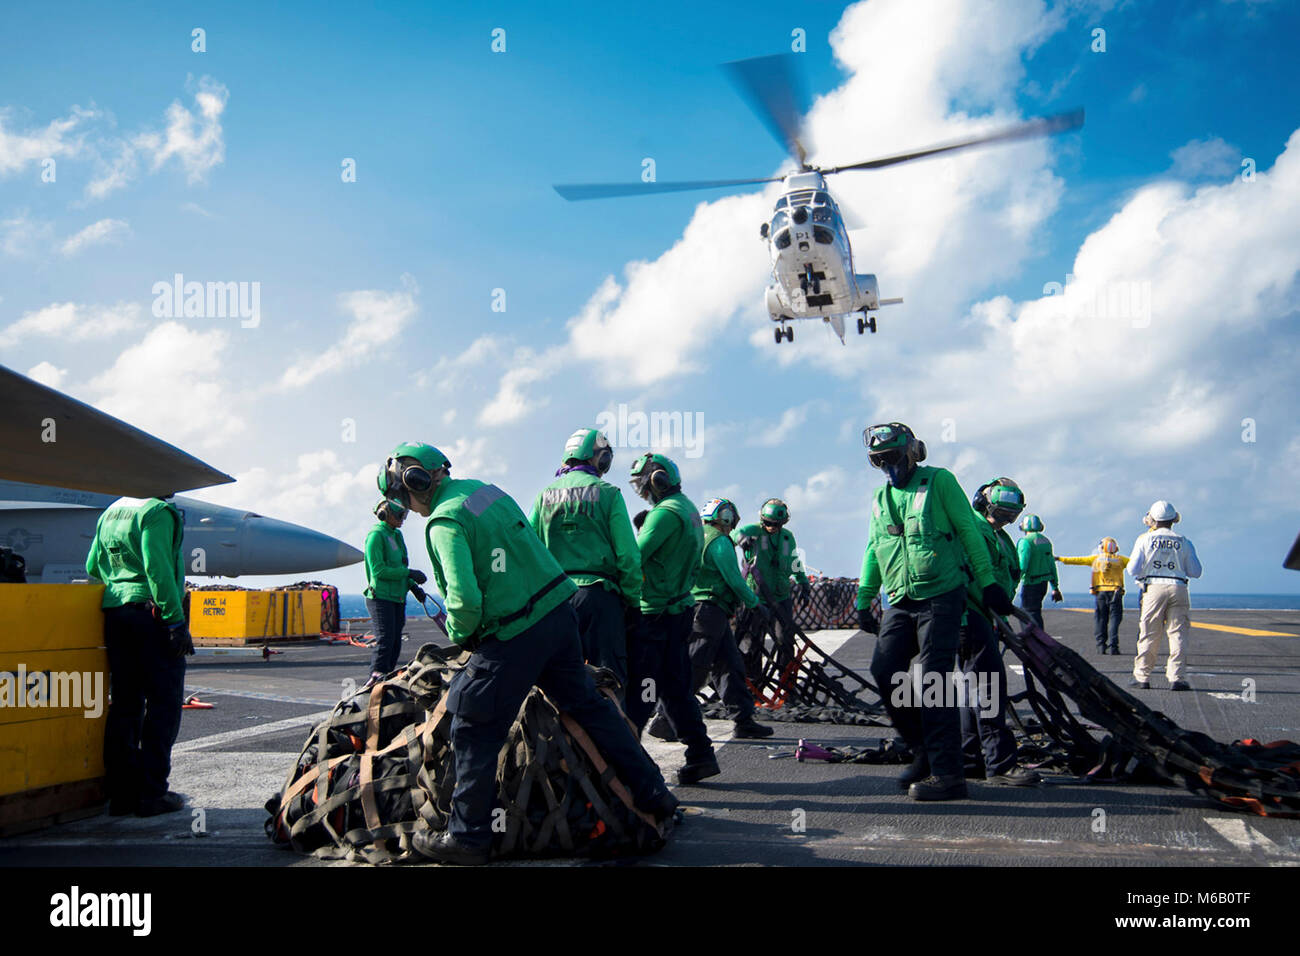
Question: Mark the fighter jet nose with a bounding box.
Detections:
[237,516,363,574]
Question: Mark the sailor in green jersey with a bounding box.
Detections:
[1016,514,1062,628]
[377,443,676,865]
[732,497,810,668]
[957,479,1040,787]
[362,496,428,686]
[855,423,1015,802]
[648,499,773,742]
[626,452,719,786]
[529,428,641,701]
[85,496,194,817]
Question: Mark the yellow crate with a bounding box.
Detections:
[190,589,281,640]
[0,582,105,652]
[0,584,108,801]
[275,588,323,637]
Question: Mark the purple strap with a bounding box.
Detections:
[555,463,601,478]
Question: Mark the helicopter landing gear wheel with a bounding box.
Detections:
[774,327,783,344]
[858,313,876,335]
[784,325,794,342]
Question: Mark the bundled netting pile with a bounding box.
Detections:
[265,643,669,863]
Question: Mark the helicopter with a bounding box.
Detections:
[555,55,1083,345]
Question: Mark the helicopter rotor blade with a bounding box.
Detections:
[822,108,1084,175]
[554,175,782,201]
[722,53,812,167]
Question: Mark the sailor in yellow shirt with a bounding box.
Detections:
[1057,537,1130,655]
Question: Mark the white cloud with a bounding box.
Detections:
[279,277,419,389]
[1169,136,1240,180]
[781,467,848,512]
[85,78,229,200]
[59,217,130,256]
[0,212,53,257]
[0,301,142,349]
[86,321,245,448]
[0,106,94,177]
[748,402,820,447]
[25,361,66,388]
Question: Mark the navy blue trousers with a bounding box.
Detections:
[103,604,186,804]
[444,602,669,849]
[869,587,966,779]
[957,610,1018,777]
[1019,581,1048,629]
[366,597,406,675]
[570,584,628,703]
[625,608,714,763]
[1094,590,1123,650]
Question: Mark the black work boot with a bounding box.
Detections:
[136,791,185,816]
[732,716,773,739]
[411,829,491,866]
[908,775,968,801]
[987,766,1041,787]
[897,754,931,790]
[676,753,721,785]
[1128,678,1150,690]
[641,790,680,824]
[645,712,678,742]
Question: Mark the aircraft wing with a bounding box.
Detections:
[1,365,233,497]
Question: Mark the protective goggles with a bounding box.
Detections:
[985,485,1025,521]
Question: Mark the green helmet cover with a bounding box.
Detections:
[760,498,789,525]
[1019,513,1044,533]
[562,428,613,470]
[629,452,680,486]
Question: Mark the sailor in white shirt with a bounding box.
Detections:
[1127,500,1202,691]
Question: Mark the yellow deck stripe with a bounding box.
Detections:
[1059,606,1297,637]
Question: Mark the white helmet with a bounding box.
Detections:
[1147,500,1179,523]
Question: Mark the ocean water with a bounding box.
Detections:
[339,591,1300,621]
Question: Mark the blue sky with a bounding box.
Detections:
[2,0,1298,595]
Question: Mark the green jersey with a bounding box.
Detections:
[424,478,576,646]
[529,470,641,606]
[363,521,414,603]
[636,492,704,615]
[692,525,760,614]
[731,523,809,602]
[84,497,186,624]
[1017,532,1059,586]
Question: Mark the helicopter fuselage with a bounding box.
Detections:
[762,171,893,343]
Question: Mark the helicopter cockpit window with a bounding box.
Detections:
[813,225,835,245]
[774,228,792,250]
[813,191,831,205]
[812,206,833,223]
[770,210,789,233]
[774,197,789,211]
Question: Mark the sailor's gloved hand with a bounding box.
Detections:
[632,510,649,532]
[1051,588,1063,603]
[981,584,1015,617]
[409,569,427,585]
[410,583,427,603]
[167,622,195,659]
[856,607,879,634]
[795,581,811,603]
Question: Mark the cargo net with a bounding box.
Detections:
[701,589,889,726]
[792,576,861,630]
[265,643,669,863]
[991,608,1300,818]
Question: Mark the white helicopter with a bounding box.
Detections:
[556,55,1083,345]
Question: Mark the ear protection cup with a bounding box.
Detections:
[914,439,927,462]
[594,445,614,475]
[972,482,992,513]
[649,468,673,497]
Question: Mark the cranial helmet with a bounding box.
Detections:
[1099,537,1119,554]
[1147,500,1179,524]
[863,422,926,486]
[701,497,740,533]
[760,498,789,526]
[973,477,1025,525]
[562,428,613,474]
[629,453,681,502]
[374,497,407,522]
[1019,514,1044,533]
[379,442,451,508]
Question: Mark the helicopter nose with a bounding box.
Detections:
[791,206,809,225]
